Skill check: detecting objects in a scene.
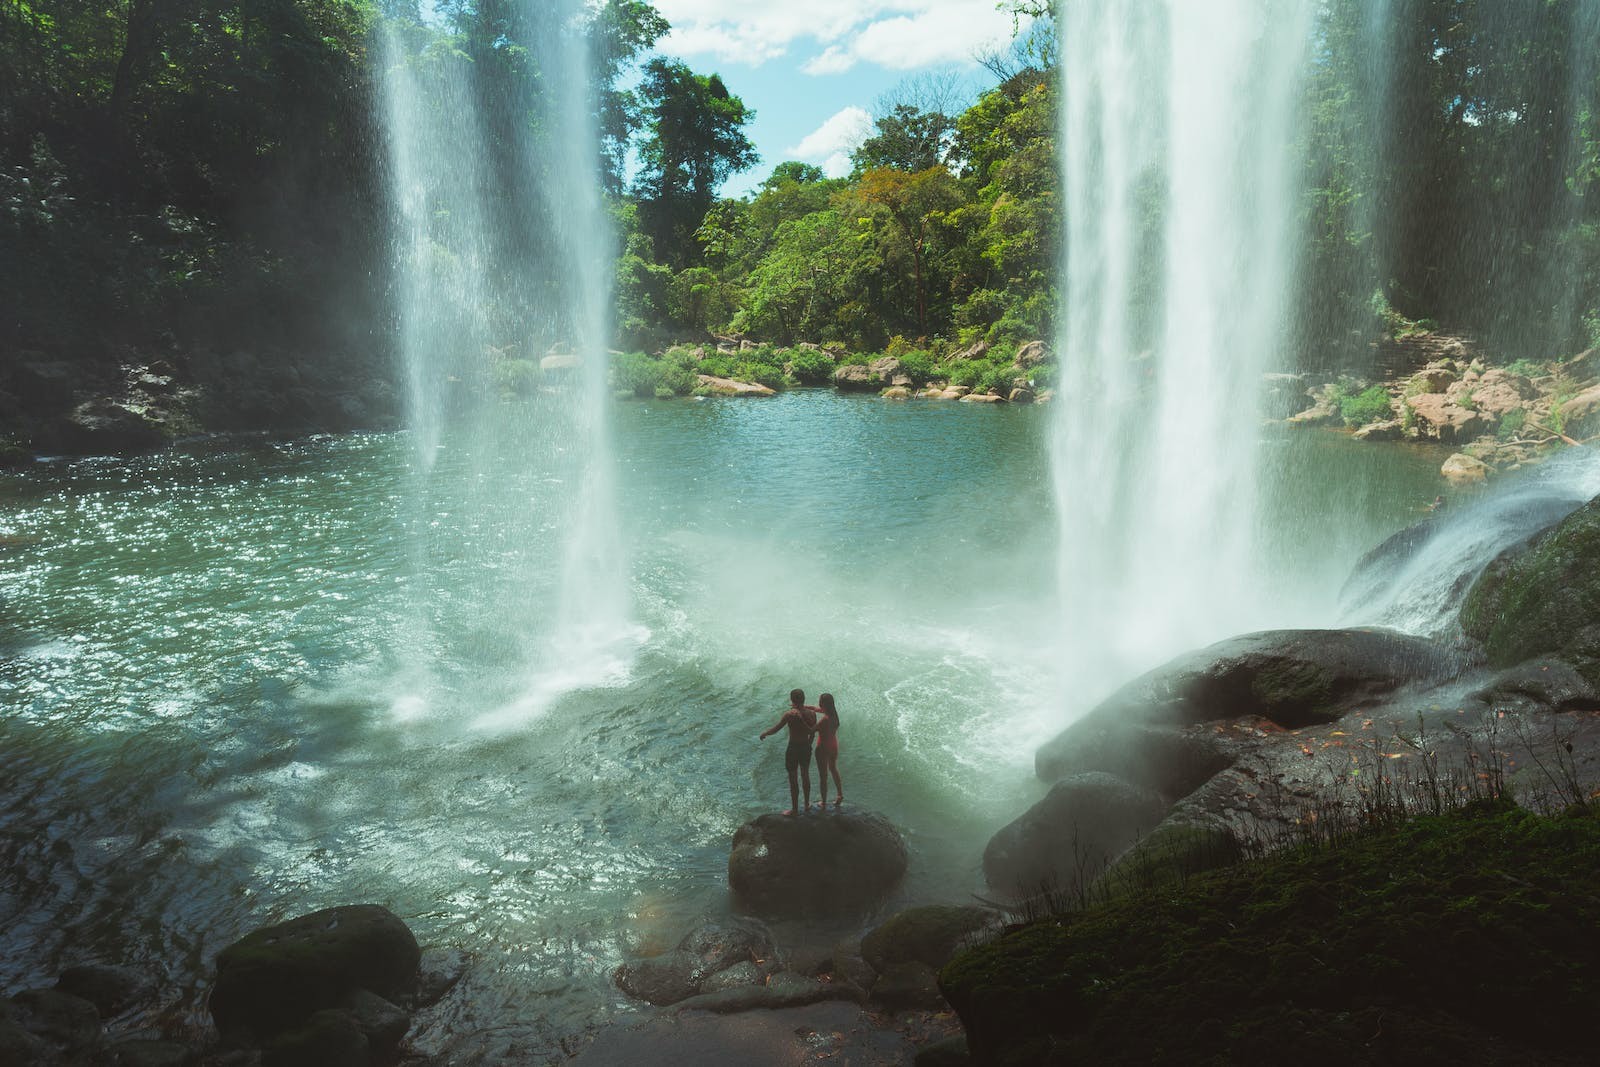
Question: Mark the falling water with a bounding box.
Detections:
[377,3,635,728]
[1053,1,1317,705]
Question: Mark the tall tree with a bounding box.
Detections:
[634,58,757,268]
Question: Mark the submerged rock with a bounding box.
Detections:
[728,811,907,918]
[982,773,1168,894]
[209,904,420,1041]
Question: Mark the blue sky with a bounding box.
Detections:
[646,1,1035,196]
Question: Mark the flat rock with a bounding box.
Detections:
[696,374,775,397]
[729,811,907,919]
[616,916,777,1006]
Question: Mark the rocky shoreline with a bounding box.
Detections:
[1279,336,1600,484]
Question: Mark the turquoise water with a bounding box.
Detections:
[0,393,1446,1056]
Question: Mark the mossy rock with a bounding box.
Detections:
[1461,493,1600,683]
[1092,819,1244,898]
[210,904,419,1040]
[860,905,997,974]
[942,804,1600,1065]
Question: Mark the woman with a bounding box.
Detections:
[814,692,843,808]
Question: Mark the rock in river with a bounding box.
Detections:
[728,810,907,918]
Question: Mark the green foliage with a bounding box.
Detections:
[1339,385,1393,427]
[1497,407,1527,440]
[493,359,540,398]
[785,347,834,385]
[1503,358,1544,380]
[979,360,1018,397]
[943,803,1600,1064]
[611,351,694,397]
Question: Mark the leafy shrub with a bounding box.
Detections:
[734,360,783,388]
[653,386,677,399]
[493,359,540,397]
[979,361,1018,396]
[698,354,736,378]
[1504,358,1544,380]
[787,347,834,385]
[949,362,984,388]
[1028,363,1058,389]
[1498,408,1527,440]
[612,352,693,397]
[885,335,917,357]
[896,350,937,385]
[1339,385,1393,427]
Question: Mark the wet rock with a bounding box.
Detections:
[828,940,877,993]
[728,811,907,919]
[1462,493,1600,683]
[870,961,945,1012]
[868,357,903,383]
[671,972,859,1014]
[882,386,913,400]
[698,961,763,994]
[959,393,1004,403]
[984,774,1169,893]
[409,948,468,1009]
[1441,452,1489,484]
[1466,369,1537,418]
[340,988,409,1059]
[695,374,775,397]
[1007,386,1035,404]
[210,904,420,1041]
[101,1037,200,1066]
[940,386,971,400]
[56,963,156,1018]
[1561,347,1598,386]
[1466,658,1600,715]
[63,397,171,453]
[950,341,989,362]
[615,916,777,1005]
[860,906,998,973]
[1036,628,1461,785]
[915,1035,972,1066]
[1287,383,1342,426]
[6,988,101,1060]
[260,1008,368,1067]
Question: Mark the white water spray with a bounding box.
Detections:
[1053,2,1316,706]
[377,3,636,727]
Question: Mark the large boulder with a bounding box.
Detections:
[982,773,1168,893]
[56,964,156,1018]
[868,356,904,382]
[1466,369,1537,418]
[1441,452,1489,485]
[1404,393,1490,442]
[696,374,775,397]
[615,916,777,1006]
[1014,340,1051,368]
[729,811,908,918]
[860,906,998,974]
[1036,629,1462,787]
[832,365,879,392]
[2,989,101,1063]
[1261,373,1309,419]
[209,904,420,1041]
[1461,493,1600,683]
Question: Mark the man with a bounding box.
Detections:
[759,688,819,815]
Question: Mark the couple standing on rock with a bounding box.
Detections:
[759,688,843,815]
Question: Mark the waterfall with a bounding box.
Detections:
[377,2,635,728]
[1052,1,1316,707]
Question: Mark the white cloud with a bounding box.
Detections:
[788,106,875,165]
[652,1,1030,71]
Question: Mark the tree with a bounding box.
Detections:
[855,166,964,335]
[634,58,758,268]
[591,0,670,193]
[852,104,955,174]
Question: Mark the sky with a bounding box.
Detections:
[646,1,1036,196]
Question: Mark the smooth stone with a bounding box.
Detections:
[728,811,908,919]
[983,774,1169,893]
[860,905,998,973]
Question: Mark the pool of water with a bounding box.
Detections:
[0,392,1451,1056]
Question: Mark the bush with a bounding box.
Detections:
[896,350,937,385]
[1504,358,1544,380]
[611,352,694,397]
[787,347,834,385]
[1340,385,1393,427]
[1498,408,1527,440]
[979,360,1018,397]
[949,362,984,388]
[493,359,540,397]
[734,360,783,388]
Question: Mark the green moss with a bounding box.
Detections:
[1460,495,1600,681]
[942,803,1600,1065]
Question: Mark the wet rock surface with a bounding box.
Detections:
[614,916,778,1006]
[728,810,908,919]
[983,774,1168,893]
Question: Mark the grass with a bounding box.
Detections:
[945,721,1600,1064]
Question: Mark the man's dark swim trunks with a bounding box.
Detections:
[785,737,813,775]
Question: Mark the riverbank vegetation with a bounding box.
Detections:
[2,0,1598,448]
[943,797,1600,1064]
